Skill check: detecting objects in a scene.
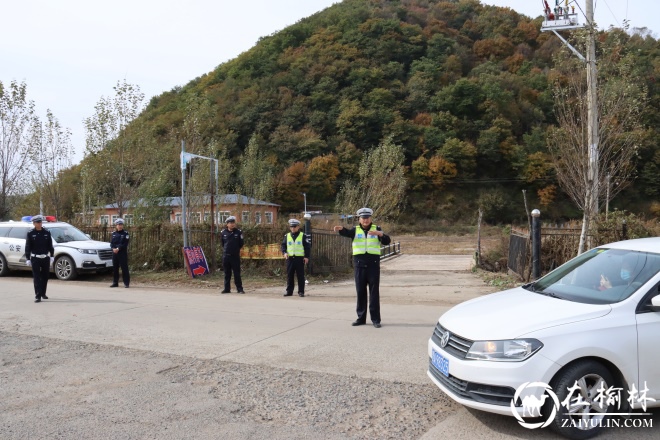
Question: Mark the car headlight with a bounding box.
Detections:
[77,249,98,254]
[466,339,543,362]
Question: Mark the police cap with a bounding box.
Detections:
[31,215,44,223]
[356,207,373,218]
[226,216,236,223]
[288,218,301,227]
[114,218,124,225]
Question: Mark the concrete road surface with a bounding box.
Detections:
[1,254,657,439]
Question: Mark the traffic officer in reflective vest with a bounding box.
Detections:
[333,207,391,328]
[220,216,245,294]
[110,218,130,288]
[281,218,310,297]
[24,215,55,303]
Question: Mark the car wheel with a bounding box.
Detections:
[0,253,9,276]
[55,255,78,280]
[545,360,614,440]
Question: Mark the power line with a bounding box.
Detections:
[600,0,621,27]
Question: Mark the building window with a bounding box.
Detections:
[124,214,134,225]
[204,212,211,223]
[100,215,109,225]
[255,212,262,224]
[190,212,201,224]
[242,211,250,223]
[175,213,182,224]
[218,211,231,223]
[265,212,273,224]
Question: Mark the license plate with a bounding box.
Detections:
[432,349,449,377]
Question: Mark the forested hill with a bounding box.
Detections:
[105,0,660,223]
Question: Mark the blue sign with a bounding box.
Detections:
[182,246,209,278]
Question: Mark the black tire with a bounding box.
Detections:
[545,360,614,440]
[0,253,9,276]
[55,255,78,280]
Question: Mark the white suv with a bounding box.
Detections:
[428,237,660,439]
[0,220,113,280]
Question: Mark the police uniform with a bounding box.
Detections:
[220,216,244,293]
[24,215,55,302]
[110,218,130,288]
[281,219,310,297]
[337,208,391,327]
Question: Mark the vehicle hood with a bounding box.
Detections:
[439,287,612,340]
[56,240,111,250]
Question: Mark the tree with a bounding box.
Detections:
[547,29,647,254]
[0,80,37,219]
[306,154,339,203]
[84,80,145,217]
[237,134,275,223]
[335,135,407,221]
[29,110,74,219]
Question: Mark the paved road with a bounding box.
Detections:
[1,254,657,439]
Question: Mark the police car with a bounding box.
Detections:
[0,216,113,280]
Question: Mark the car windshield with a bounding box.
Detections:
[525,248,660,305]
[46,226,90,243]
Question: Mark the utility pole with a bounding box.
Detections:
[586,0,599,218]
[181,140,188,247]
[542,0,599,254]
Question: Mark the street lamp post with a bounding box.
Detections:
[302,192,307,214]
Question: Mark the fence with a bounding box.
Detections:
[80,224,354,274]
[507,223,629,279]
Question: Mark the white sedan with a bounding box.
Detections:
[428,237,660,439]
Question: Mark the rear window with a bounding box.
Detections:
[7,228,29,239]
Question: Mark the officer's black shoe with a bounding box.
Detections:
[299,293,305,297]
[110,284,119,288]
[124,285,129,288]
[351,320,366,326]
[34,298,41,303]
[220,290,230,294]
[41,295,48,300]
[373,322,382,328]
[237,289,245,294]
[283,293,293,296]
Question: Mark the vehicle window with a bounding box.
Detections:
[530,248,660,305]
[7,228,29,239]
[0,227,10,237]
[45,225,90,243]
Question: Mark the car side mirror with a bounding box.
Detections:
[651,294,660,312]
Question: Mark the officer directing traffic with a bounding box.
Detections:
[334,207,391,328]
[281,218,310,297]
[24,215,55,303]
[110,218,130,288]
[220,216,245,294]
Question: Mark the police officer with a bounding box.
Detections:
[333,207,391,328]
[110,218,130,288]
[25,215,55,303]
[220,216,245,294]
[281,218,310,297]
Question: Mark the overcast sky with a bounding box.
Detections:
[2,1,658,164]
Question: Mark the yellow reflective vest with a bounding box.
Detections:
[286,232,305,256]
[352,225,381,255]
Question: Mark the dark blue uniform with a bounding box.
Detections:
[25,228,54,301]
[221,226,244,293]
[111,229,130,287]
[281,231,311,296]
[338,224,391,324]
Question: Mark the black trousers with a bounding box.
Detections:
[354,260,381,323]
[113,252,130,286]
[286,257,305,294]
[223,255,243,291]
[31,256,50,299]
